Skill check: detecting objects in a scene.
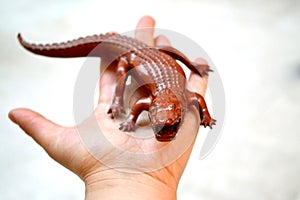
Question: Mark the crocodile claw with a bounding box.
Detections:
[201,117,217,129]
[107,105,126,119]
[192,62,213,77]
[119,119,135,132]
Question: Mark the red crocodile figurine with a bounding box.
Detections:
[17,32,216,142]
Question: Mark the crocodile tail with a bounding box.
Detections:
[155,45,213,77]
[17,33,119,58]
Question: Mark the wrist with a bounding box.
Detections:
[84,169,177,200]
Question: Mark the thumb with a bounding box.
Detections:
[8,108,63,150]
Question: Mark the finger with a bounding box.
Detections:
[99,16,156,105]
[9,108,63,149]
[135,15,156,46]
[188,58,209,96]
[98,60,117,104]
[154,34,171,46]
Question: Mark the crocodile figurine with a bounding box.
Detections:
[17,32,216,142]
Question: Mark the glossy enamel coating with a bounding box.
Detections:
[18,33,216,142]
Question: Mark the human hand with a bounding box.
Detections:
[9,16,209,199]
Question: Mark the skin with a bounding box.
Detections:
[9,16,209,199]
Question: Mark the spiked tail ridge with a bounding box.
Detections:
[17,33,121,58]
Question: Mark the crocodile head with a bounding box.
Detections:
[149,90,184,142]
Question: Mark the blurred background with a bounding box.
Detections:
[1,0,300,199]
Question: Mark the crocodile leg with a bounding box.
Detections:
[119,97,152,132]
[155,46,212,77]
[108,56,130,118]
[187,90,216,128]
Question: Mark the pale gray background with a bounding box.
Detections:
[1,0,300,199]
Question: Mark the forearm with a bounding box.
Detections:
[85,181,176,200]
[84,171,177,200]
